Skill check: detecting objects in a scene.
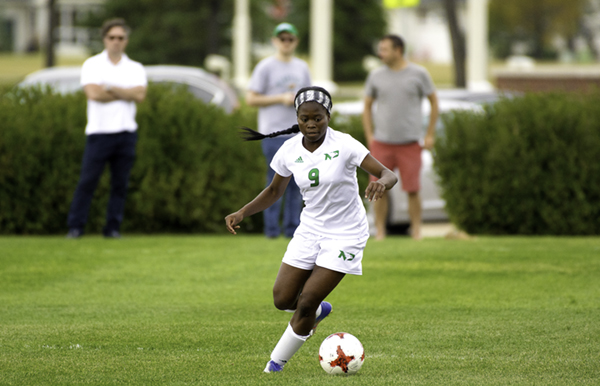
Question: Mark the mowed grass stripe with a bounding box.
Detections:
[1,235,598,385]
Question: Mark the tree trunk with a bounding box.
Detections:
[443,0,466,87]
[45,0,56,68]
[206,0,221,55]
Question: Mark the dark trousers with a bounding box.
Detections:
[261,136,302,238]
[67,132,137,234]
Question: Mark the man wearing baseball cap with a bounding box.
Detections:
[246,23,312,239]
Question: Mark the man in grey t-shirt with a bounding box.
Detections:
[362,34,439,240]
[246,23,312,238]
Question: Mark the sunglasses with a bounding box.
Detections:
[107,35,126,41]
[278,37,296,43]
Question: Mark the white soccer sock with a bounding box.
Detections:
[286,304,321,315]
[270,323,310,366]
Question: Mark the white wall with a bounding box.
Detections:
[2,4,35,52]
[386,7,453,64]
[1,0,102,54]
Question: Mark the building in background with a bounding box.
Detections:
[386,1,454,64]
[0,0,102,55]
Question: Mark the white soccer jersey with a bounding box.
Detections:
[271,127,370,239]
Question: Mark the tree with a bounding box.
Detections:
[286,0,387,81]
[489,0,585,59]
[442,0,466,87]
[82,0,272,67]
[45,0,57,67]
[83,0,386,81]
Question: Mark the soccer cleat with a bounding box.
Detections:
[263,360,284,373]
[310,301,332,337]
[103,230,122,239]
[66,229,83,239]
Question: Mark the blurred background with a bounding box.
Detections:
[2,0,600,237]
[1,0,600,95]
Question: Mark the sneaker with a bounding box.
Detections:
[66,229,83,239]
[310,301,332,337]
[103,230,122,239]
[263,360,283,373]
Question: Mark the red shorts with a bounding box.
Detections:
[369,140,422,193]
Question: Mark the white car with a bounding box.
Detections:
[19,65,239,113]
[332,97,484,230]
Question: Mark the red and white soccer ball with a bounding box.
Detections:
[318,332,365,375]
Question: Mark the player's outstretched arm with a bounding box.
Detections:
[360,154,398,202]
[225,174,291,234]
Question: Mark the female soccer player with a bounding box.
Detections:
[225,86,397,372]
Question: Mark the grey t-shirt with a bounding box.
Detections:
[364,63,435,144]
[248,56,312,135]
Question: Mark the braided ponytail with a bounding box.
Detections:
[239,125,301,141]
[239,86,332,141]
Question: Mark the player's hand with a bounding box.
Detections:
[225,212,243,235]
[365,180,386,202]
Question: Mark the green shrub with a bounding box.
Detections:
[434,92,600,235]
[330,112,370,193]
[0,84,265,235]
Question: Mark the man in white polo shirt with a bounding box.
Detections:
[66,18,147,239]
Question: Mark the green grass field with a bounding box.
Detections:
[0,53,86,87]
[0,52,453,94]
[1,235,599,385]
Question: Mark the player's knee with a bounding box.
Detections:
[296,293,320,318]
[272,290,295,311]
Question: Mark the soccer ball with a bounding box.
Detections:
[318,332,365,375]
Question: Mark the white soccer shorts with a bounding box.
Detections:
[282,231,368,275]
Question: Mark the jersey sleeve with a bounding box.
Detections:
[80,58,101,86]
[247,60,268,94]
[344,134,370,167]
[364,71,377,99]
[419,67,436,97]
[132,63,148,87]
[270,146,293,178]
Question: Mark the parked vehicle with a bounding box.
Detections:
[436,88,518,104]
[19,65,239,113]
[332,96,485,230]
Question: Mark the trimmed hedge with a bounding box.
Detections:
[434,92,600,235]
[0,84,265,234]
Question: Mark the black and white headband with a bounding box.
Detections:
[294,90,332,114]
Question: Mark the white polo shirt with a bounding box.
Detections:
[80,50,147,135]
[271,128,371,239]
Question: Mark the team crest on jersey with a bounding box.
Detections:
[295,156,304,163]
[325,150,339,161]
[338,250,356,261]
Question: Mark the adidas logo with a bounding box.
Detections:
[295,156,304,163]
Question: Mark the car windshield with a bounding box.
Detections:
[151,81,215,104]
[18,65,238,113]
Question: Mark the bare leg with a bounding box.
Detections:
[373,191,389,241]
[289,266,345,335]
[408,191,422,240]
[267,264,344,369]
[272,263,312,311]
